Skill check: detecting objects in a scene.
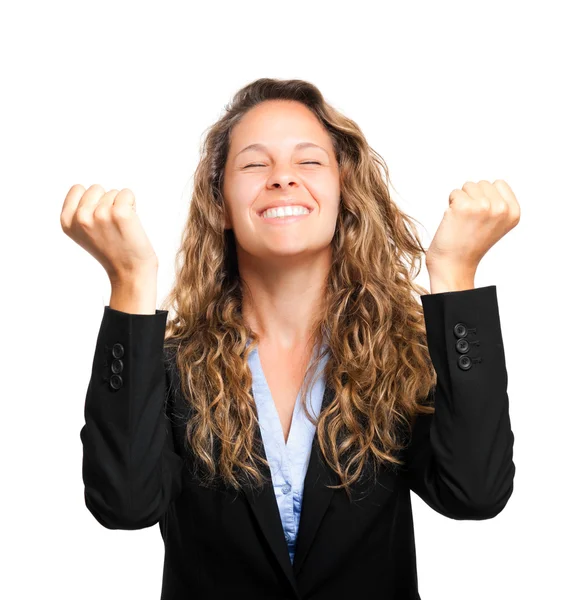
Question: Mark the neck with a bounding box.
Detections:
[239,250,331,351]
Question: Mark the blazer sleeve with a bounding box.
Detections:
[401,285,515,520]
[80,305,184,530]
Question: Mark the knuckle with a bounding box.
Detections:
[93,205,110,222]
[110,205,130,222]
[75,210,92,228]
[477,198,491,212]
[492,201,509,216]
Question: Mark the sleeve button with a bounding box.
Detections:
[456,339,470,354]
[453,323,468,338]
[457,355,472,371]
[111,358,124,373]
[112,343,124,358]
[109,374,123,390]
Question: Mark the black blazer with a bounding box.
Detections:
[80,284,515,599]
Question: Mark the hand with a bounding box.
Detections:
[60,184,159,283]
[425,179,521,275]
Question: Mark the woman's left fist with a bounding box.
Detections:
[425,179,521,273]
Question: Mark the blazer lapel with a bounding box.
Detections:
[243,403,300,597]
[292,383,339,576]
[243,383,339,592]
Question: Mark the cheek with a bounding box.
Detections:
[301,171,339,197]
[236,176,263,199]
[226,181,260,217]
[307,184,340,212]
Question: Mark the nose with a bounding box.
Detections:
[266,163,301,190]
[270,180,298,189]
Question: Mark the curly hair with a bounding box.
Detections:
[159,77,437,499]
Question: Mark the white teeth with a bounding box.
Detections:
[261,205,310,219]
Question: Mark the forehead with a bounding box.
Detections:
[229,100,330,148]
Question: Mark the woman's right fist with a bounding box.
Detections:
[60,184,159,283]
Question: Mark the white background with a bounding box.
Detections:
[1,1,574,598]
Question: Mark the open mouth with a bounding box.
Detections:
[258,205,313,217]
[258,207,313,224]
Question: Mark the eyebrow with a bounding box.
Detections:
[234,142,329,160]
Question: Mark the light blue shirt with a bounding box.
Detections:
[247,339,329,564]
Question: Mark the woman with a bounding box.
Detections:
[61,77,519,599]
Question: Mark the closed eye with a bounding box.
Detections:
[243,161,321,169]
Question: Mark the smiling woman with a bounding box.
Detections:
[77,77,515,599]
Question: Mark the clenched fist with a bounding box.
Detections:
[60,184,159,283]
[425,179,521,275]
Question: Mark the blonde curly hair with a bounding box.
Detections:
[159,77,436,499]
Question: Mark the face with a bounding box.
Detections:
[222,100,340,264]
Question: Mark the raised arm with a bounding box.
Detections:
[60,183,185,529]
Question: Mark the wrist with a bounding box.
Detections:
[109,282,157,315]
[109,269,158,315]
[426,262,476,294]
[109,263,158,287]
